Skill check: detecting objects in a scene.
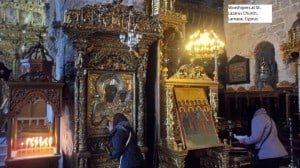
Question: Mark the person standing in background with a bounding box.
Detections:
[235,100,288,168]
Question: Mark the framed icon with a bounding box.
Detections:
[174,87,221,150]
[228,55,250,84]
[87,70,135,137]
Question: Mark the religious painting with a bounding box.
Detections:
[227,55,250,84]
[87,70,135,137]
[174,87,221,150]
[20,10,31,25]
[32,12,43,25]
[5,8,17,24]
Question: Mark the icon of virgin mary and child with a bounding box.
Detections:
[91,73,132,127]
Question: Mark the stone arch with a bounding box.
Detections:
[254,41,278,89]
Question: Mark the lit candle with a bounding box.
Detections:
[20,142,24,156]
[40,142,44,153]
[39,137,43,151]
[25,138,30,154]
[49,137,53,152]
[34,137,39,152]
[30,141,34,153]
[44,137,48,152]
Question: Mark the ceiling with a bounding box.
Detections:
[177,0,223,9]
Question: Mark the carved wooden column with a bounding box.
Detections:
[71,40,91,167]
[165,84,176,148]
[137,54,147,147]
[77,69,90,167]
[209,86,218,123]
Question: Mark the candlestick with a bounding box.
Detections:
[44,137,49,152]
[228,120,232,146]
[20,142,24,156]
[49,137,53,152]
[289,118,297,168]
[23,136,54,155]
[25,139,29,155]
[39,137,42,151]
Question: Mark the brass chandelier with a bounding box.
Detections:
[185,30,224,60]
[185,30,224,80]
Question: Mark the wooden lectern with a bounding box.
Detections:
[158,64,230,168]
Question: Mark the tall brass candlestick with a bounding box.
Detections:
[289,118,297,168]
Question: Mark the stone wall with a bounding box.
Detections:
[224,0,300,89]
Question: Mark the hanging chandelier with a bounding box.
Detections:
[185,30,224,60]
[185,30,224,81]
[119,10,142,52]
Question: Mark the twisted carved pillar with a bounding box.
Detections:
[165,85,176,148]
[209,86,219,124]
[137,53,148,147]
[74,44,91,168]
[77,69,90,168]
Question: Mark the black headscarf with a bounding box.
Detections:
[113,113,129,127]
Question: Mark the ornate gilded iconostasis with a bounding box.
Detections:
[63,2,159,167]
[0,0,48,108]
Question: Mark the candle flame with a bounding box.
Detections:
[24,136,53,149]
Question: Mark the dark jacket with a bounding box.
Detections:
[109,121,144,168]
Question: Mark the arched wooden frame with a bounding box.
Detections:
[6,82,64,159]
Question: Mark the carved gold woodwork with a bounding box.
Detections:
[5,49,63,168]
[162,84,176,147]
[161,64,219,149]
[160,0,176,12]
[159,11,187,40]
[158,146,187,168]
[159,63,228,167]
[200,147,230,168]
[63,3,159,168]
[280,14,300,63]
[0,0,47,60]
[157,3,187,84]
[280,38,300,63]
[0,0,48,105]
[0,1,46,24]
[63,4,160,40]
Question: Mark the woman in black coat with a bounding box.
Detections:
[107,113,144,168]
